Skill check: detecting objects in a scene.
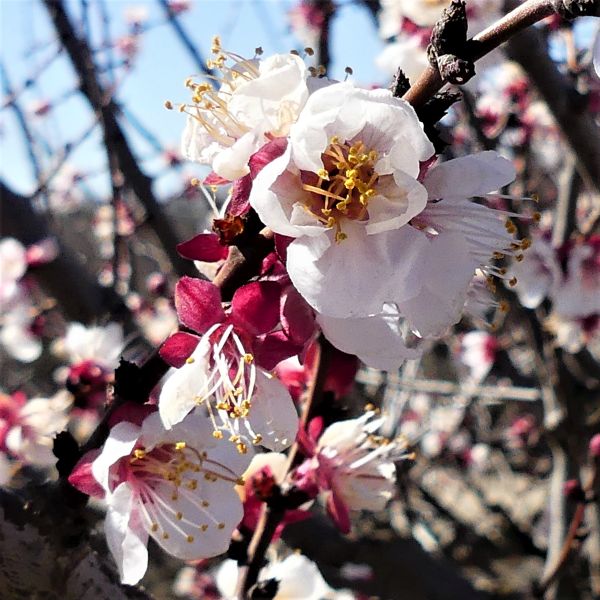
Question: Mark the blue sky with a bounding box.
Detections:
[0,0,386,199]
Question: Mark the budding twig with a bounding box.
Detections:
[403,0,557,107]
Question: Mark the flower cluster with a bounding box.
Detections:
[65,38,539,591]
[511,234,600,352]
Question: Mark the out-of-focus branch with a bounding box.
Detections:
[157,0,214,77]
[552,152,581,247]
[313,0,336,73]
[0,180,136,331]
[1,63,45,199]
[504,0,600,195]
[43,0,195,277]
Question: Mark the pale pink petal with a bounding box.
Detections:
[424,151,516,199]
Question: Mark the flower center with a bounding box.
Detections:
[188,323,263,453]
[129,442,243,498]
[180,37,261,146]
[301,137,379,242]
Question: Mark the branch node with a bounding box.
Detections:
[427,0,476,85]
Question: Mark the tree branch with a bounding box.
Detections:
[43,0,195,277]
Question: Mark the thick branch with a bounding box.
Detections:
[504,1,600,194]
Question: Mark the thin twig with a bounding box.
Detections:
[403,0,556,108]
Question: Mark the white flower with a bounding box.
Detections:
[250,81,434,319]
[63,322,124,370]
[379,0,449,30]
[300,412,408,532]
[0,288,42,363]
[552,240,600,319]
[181,43,314,181]
[91,411,251,585]
[0,238,27,303]
[460,330,498,381]
[216,554,354,600]
[2,391,71,467]
[509,237,559,309]
[158,326,298,453]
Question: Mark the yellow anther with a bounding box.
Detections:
[186,535,194,543]
[190,178,200,187]
[176,512,183,521]
[236,442,248,454]
[317,168,329,180]
[175,442,186,450]
[218,523,225,530]
[335,231,348,243]
[321,208,332,216]
[151,523,158,532]
[330,136,339,144]
[236,477,246,486]
[212,431,224,439]
[211,35,222,54]
[509,277,518,287]
[243,353,254,364]
[200,524,209,532]
[133,449,146,459]
[229,435,241,443]
[252,434,263,445]
[202,500,210,507]
[516,254,524,262]
[186,480,198,490]
[186,356,195,364]
[162,532,169,540]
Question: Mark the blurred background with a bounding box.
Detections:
[1,1,600,599]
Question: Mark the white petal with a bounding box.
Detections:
[290,223,431,318]
[158,341,212,430]
[365,173,427,234]
[424,151,516,199]
[247,370,298,451]
[318,310,419,371]
[0,325,42,363]
[396,232,477,337]
[105,482,149,585]
[264,554,331,600]
[212,131,261,181]
[92,422,140,491]
[0,238,27,282]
